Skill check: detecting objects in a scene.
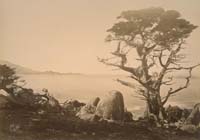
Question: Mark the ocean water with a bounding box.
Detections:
[20,74,200,117]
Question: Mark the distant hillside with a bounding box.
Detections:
[0,60,82,75]
[0,59,198,77]
[0,60,40,74]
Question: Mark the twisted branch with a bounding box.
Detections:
[162,64,200,105]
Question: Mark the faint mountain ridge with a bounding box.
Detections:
[0,60,39,74]
[0,59,199,77]
[0,60,82,75]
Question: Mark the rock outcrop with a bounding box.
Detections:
[185,103,200,125]
[124,110,133,122]
[76,91,130,122]
[44,95,61,112]
[178,103,200,134]
[76,97,100,121]
[165,105,183,123]
[63,99,85,109]
[63,99,85,115]
[165,105,191,123]
[87,97,100,107]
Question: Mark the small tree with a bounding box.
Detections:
[0,64,19,94]
[0,64,49,107]
[99,7,199,120]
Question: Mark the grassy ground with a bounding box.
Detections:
[0,124,199,140]
[0,108,200,140]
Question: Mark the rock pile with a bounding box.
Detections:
[180,103,200,134]
[76,90,133,122]
[76,97,100,121]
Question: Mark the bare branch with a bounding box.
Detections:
[158,50,165,68]
[129,75,144,86]
[111,42,128,66]
[162,64,200,105]
[161,76,174,85]
[167,63,200,71]
[147,55,156,69]
[116,78,148,99]
[157,40,185,88]
[131,95,146,101]
[129,75,158,94]
[97,57,137,75]
[111,36,136,47]
[144,44,157,55]
[116,79,136,89]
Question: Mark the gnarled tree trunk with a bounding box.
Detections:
[144,91,166,122]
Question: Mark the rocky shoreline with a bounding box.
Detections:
[0,88,200,140]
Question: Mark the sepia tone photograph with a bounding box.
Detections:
[0,0,200,140]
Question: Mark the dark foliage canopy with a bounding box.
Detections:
[0,64,19,90]
[107,7,197,48]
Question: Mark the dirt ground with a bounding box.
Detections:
[0,102,199,140]
[0,127,199,140]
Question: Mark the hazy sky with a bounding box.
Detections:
[1,0,200,74]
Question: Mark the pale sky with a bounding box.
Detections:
[0,0,200,74]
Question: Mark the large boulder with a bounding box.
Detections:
[87,97,100,107]
[95,90,124,121]
[181,108,192,121]
[185,103,200,125]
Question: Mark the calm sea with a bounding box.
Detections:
[20,74,200,118]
